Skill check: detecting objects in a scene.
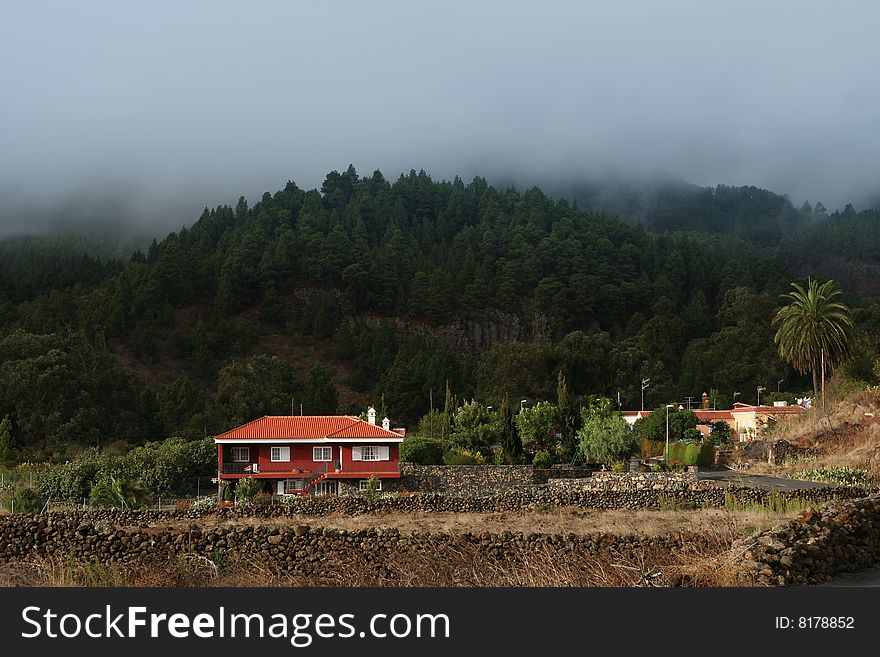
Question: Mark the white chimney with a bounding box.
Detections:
[382,417,390,431]
[367,406,376,425]
[773,401,788,407]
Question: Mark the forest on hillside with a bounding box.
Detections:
[2,166,880,462]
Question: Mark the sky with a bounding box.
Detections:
[1,0,878,235]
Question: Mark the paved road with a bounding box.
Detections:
[696,467,836,490]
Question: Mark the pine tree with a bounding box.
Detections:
[499,392,521,462]
[556,371,579,461]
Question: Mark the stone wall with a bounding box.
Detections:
[397,463,593,495]
[549,471,711,492]
[12,484,866,520]
[398,464,535,495]
[0,511,716,576]
[336,478,406,497]
[736,493,880,585]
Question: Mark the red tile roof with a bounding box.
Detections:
[215,416,405,440]
[729,405,806,415]
[694,410,734,421]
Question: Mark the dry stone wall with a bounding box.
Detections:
[397,463,593,495]
[549,471,711,492]
[736,493,880,585]
[0,511,714,576]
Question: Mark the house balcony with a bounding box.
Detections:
[221,462,328,476]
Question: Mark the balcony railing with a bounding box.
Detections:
[221,463,259,475]
[221,463,328,475]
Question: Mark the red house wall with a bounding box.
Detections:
[340,444,400,472]
[220,443,400,476]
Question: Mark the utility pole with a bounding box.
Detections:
[641,378,650,411]
[684,396,694,410]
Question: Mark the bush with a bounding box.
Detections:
[399,436,446,465]
[610,461,627,472]
[251,492,273,507]
[666,442,715,466]
[192,496,218,511]
[223,484,234,501]
[362,474,381,500]
[444,450,486,465]
[234,477,262,502]
[11,487,43,513]
[790,466,869,487]
[532,451,554,469]
[640,438,665,458]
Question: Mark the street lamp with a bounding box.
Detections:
[733,391,740,405]
[665,404,674,466]
[520,399,527,410]
[777,379,784,393]
[757,386,766,406]
[641,378,651,411]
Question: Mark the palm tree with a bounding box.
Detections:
[772,278,853,406]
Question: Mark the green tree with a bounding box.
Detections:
[499,392,521,462]
[633,406,698,443]
[772,278,853,405]
[210,355,301,428]
[450,400,498,455]
[515,401,558,456]
[556,371,579,460]
[0,414,14,466]
[399,436,445,464]
[302,364,339,414]
[576,398,638,465]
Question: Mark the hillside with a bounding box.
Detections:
[2,167,880,460]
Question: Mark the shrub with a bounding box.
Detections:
[234,477,262,502]
[399,436,445,465]
[192,496,218,511]
[610,461,627,473]
[11,487,43,513]
[640,438,665,458]
[789,466,869,487]
[251,492,273,507]
[532,451,554,469]
[444,450,486,465]
[363,474,381,500]
[223,484,234,501]
[665,442,714,466]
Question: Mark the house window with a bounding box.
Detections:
[277,480,304,495]
[313,481,337,496]
[271,446,290,462]
[352,446,390,461]
[359,479,382,492]
[229,446,249,462]
[313,446,333,462]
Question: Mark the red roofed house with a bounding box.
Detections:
[619,402,806,442]
[214,407,405,497]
